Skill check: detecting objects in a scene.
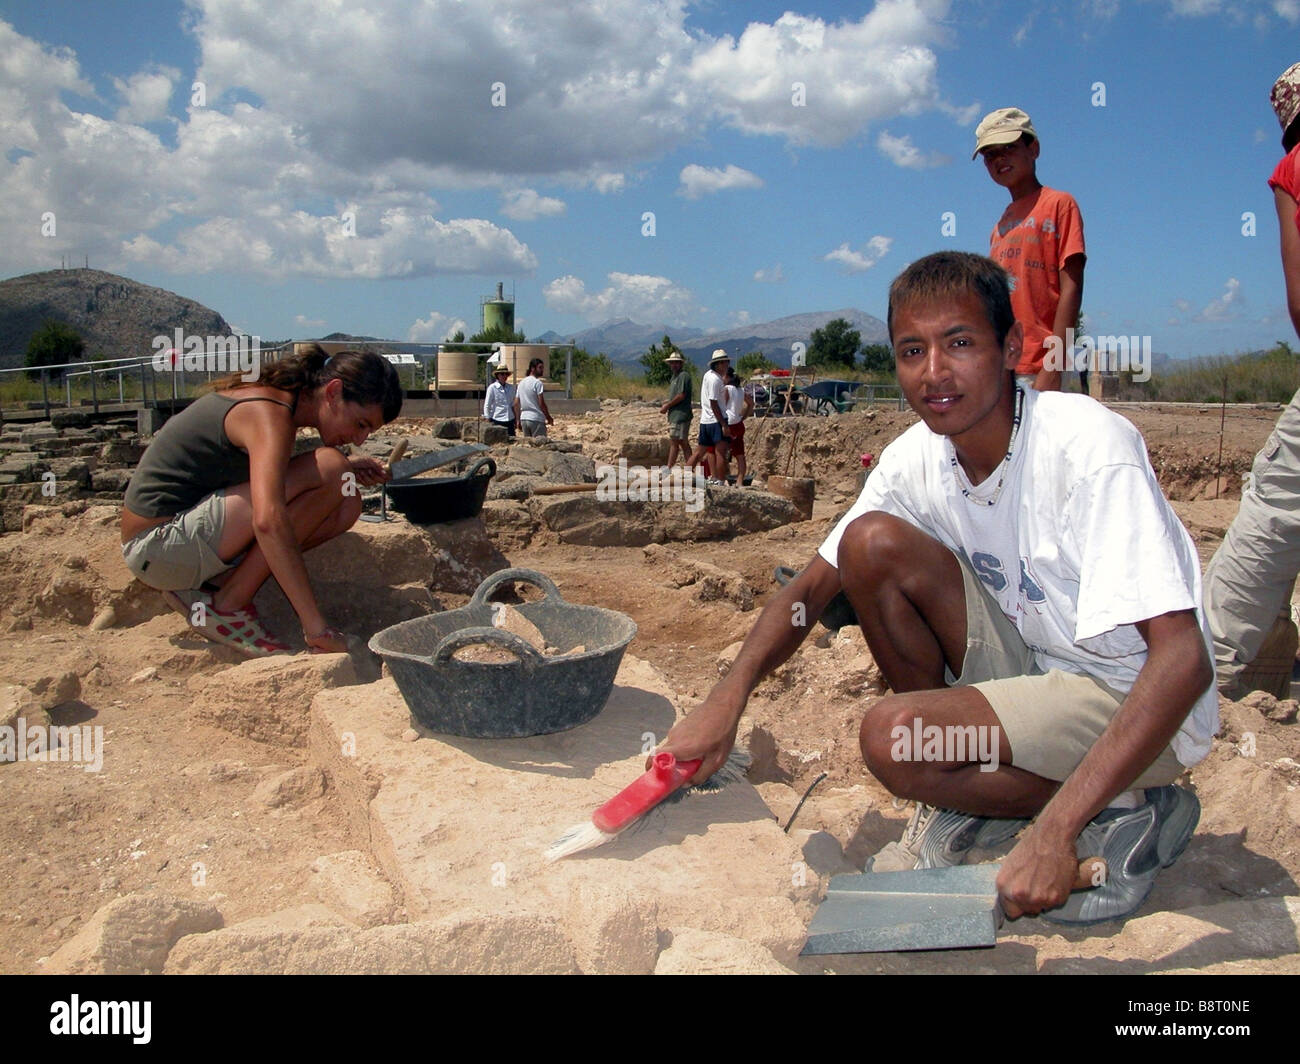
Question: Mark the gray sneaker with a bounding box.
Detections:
[867,803,1030,872]
[1146,784,1200,867]
[1043,785,1200,926]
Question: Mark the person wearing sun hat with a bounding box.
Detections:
[659,350,694,467]
[1203,61,1300,699]
[686,349,731,482]
[483,362,517,438]
[975,107,1086,393]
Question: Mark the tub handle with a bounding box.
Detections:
[431,626,545,664]
[468,567,564,610]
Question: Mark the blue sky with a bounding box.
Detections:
[0,0,1296,359]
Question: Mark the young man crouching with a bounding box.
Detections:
[659,251,1215,924]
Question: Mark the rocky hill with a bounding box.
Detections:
[0,268,232,370]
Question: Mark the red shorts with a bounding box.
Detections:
[726,421,745,456]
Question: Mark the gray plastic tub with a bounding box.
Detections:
[368,567,637,738]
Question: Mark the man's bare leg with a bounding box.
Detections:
[837,511,1057,817]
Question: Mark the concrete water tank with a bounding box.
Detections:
[436,350,481,391]
[496,343,550,382]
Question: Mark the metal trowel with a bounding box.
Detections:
[801,857,1106,954]
[360,437,408,523]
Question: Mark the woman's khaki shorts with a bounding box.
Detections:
[121,491,234,592]
[949,553,1184,787]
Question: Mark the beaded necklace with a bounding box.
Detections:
[950,385,1025,508]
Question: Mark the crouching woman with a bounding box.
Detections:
[120,344,403,655]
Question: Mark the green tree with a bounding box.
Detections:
[736,351,774,377]
[26,319,85,380]
[567,346,615,381]
[441,328,470,353]
[470,323,527,346]
[639,334,683,386]
[807,318,860,370]
[859,343,894,373]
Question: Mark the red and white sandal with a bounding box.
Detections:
[162,589,289,657]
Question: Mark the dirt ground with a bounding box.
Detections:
[0,399,1296,974]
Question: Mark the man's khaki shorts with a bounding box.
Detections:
[668,420,691,441]
[950,553,1184,787]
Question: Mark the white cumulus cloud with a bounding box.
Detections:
[677,163,764,199]
[824,236,893,274]
[686,5,962,147]
[876,131,949,169]
[113,65,180,124]
[408,311,468,343]
[754,264,786,284]
[1195,278,1243,322]
[591,172,627,194]
[0,2,973,278]
[500,189,566,220]
[543,272,698,324]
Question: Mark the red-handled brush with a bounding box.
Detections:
[544,752,712,861]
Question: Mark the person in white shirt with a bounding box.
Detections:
[657,252,1213,926]
[719,366,753,485]
[686,349,730,482]
[514,357,553,438]
[482,365,516,438]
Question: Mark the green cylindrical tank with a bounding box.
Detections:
[482,281,515,334]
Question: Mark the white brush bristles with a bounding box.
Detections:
[543,820,613,862]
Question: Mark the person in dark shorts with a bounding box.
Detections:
[686,349,729,482]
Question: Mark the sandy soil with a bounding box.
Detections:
[0,399,1296,974]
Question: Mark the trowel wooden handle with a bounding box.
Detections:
[1074,857,1107,891]
[385,438,409,471]
[531,482,599,495]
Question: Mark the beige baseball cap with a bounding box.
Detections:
[972,107,1037,159]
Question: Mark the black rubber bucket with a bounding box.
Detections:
[385,455,495,524]
[368,568,637,738]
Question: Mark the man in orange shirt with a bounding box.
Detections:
[976,108,1086,392]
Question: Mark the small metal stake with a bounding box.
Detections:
[360,487,389,522]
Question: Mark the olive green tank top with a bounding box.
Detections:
[124,392,295,518]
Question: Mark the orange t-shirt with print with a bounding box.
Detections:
[988,186,1086,376]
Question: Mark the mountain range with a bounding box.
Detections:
[535,307,890,366]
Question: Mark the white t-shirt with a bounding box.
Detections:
[725,383,745,425]
[483,381,515,421]
[518,375,545,422]
[700,369,725,426]
[817,388,1218,767]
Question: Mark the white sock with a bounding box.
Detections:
[1107,789,1143,810]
